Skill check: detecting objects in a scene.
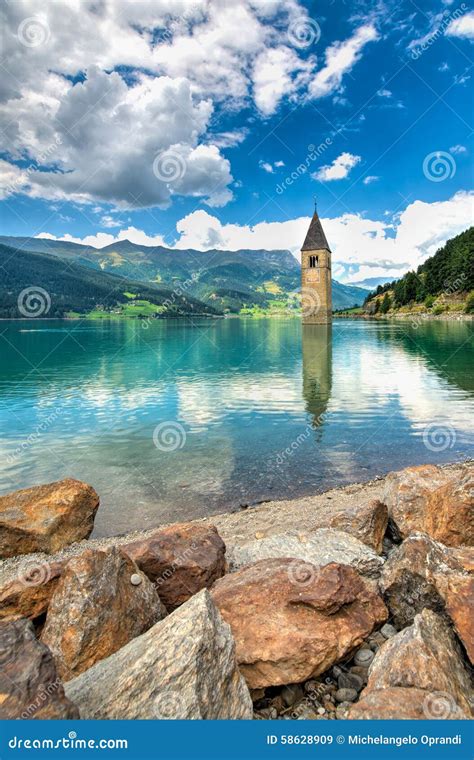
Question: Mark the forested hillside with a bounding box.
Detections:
[364,227,474,314]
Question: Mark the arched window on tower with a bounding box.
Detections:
[309,254,318,268]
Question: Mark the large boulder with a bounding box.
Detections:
[322,499,388,554]
[226,529,384,579]
[349,687,468,720]
[41,546,166,680]
[360,609,473,718]
[0,558,64,621]
[65,590,252,719]
[0,619,79,719]
[0,479,99,558]
[211,559,387,689]
[123,523,226,610]
[382,465,473,546]
[381,532,473,662]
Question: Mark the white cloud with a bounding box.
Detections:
[363,175,380,184]
[259,159,285,173]
[41,191,472,288]
[308,24,379,100]
[252,45,314,115]
[313,152,361,181]
[446,12,474,40]
[100,215,123,228]
[377,88,392,98]
[450,144,467,154]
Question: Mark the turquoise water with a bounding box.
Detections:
[0,317,472,537]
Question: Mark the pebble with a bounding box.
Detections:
[281,684,304,708]
[350,665,369,682]
[354,648,374,666]
[338,673,364,692]
[381,623,397,639]
[317,706,326,715]
[304,680,318,694]
[336,702,351,719]
[130,573,142,586]
[335,688,358,703]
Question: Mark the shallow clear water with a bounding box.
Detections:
[0,317,472,537]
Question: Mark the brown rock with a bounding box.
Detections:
[349,687,469,720]
[364,609,473,717]
[0,479,99,558]
[381,532,473,661]
[0,619,79,719]
[382,464,473,546]
[211,559,387,689]
[0,559,65,621]
[324,499,388,554]
[123,522,226,610]
[41,546,166,680]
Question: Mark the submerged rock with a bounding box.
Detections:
[123,522,226,610]
[382,465,473,546]
[0,478,99,558]
[41,546,166,680]
[226,529,384,579]
[65,590,252,719]
[211,559,387,689]
[0,619,79,719]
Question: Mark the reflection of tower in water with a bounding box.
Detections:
[302,324,332,429]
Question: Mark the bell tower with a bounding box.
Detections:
[301,204,332,324]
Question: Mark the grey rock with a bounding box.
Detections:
[0,619,79,719]
[226,529,384,579]
[381,623,397,639]
[354,648,374,666]
[338,673,364,692]
[281,684,304,707]
[335,688,358,703]
[65,590,252,719]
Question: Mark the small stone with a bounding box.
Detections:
[354,648,374,666]
[255,531,266,539]
[332,665,344,678]
[250,688,265,701]
[317,706,326,715]
[130,573,142,586]
[304,679,319,693]
[269,707,278,719]
[281,684,304,707]
[336,702,351,719]
[335,688,358,703]
[381,623,397,639]
[338,673,364,692]
[350,665,369,682]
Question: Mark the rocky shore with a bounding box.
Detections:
[0,462,473,720]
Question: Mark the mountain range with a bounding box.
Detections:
[0,236,367,318]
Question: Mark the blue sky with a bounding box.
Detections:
[1,0,473,286]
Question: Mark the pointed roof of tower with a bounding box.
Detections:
[301,211,331,252]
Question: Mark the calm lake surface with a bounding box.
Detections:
[1,317,473,537]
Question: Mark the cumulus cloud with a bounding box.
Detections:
[40,191,473,287]
[38,226,167,249]
[363,175,380,184]
[0,1,379,211]
[313,152,361,181]
[446,12,474,40]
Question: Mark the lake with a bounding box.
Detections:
[0,317,472,537]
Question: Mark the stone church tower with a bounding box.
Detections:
[301,208,332,324]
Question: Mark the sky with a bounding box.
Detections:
[0,0,473,287]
